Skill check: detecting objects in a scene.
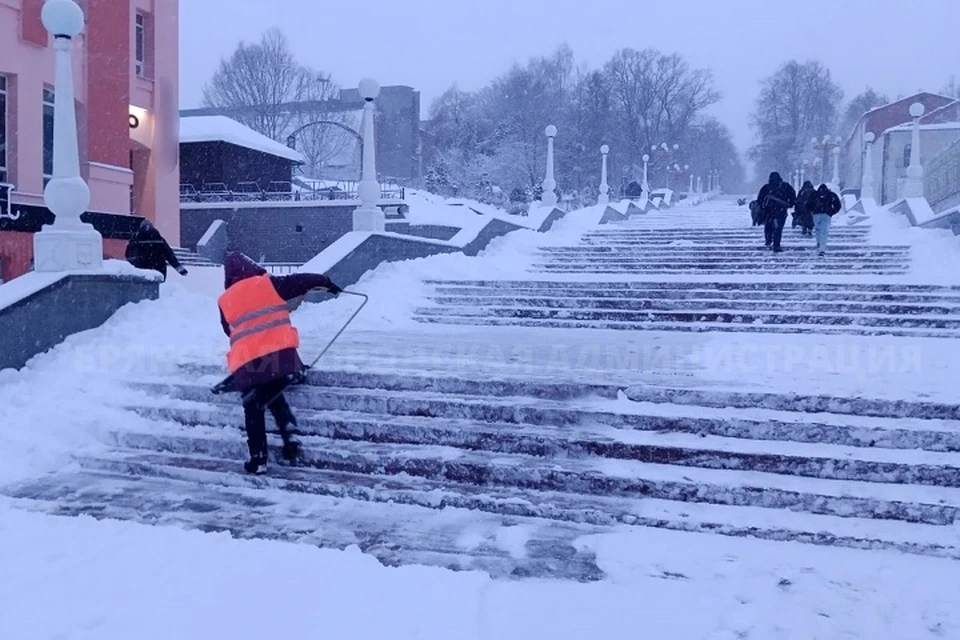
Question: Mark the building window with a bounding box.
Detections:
[135,13,145,77]
[0,75,7,184]
[42,87,54,186]
[903,144,912,168]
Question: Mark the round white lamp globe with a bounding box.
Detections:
[358,78,380,101]
[545,125,557,137]
[600,144,609,154]
[42,0,85,37]
[909,102,925,118]
[864,132,875,144]
[642,154,650,162]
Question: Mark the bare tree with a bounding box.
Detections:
[839,87,889,139]
[750,60,843,176]
[605,48,720,179]
[202,29,356,179]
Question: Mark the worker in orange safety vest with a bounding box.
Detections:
[218,252,341,473]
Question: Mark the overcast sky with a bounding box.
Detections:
[180,0,959,156]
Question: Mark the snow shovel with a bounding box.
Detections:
[210,290,368,398]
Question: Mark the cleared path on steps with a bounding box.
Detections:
[5,197,960,581]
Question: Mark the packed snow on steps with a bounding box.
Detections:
[1,503,958,640]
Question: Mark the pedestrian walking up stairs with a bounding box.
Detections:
[5,198,960,581]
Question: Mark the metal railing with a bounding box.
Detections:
[180,179,405,204]
[926,138,960,213]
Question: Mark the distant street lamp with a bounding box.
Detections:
[598,144,610,205]
[902,102,925,198]
[541,125,558,207]
[861,131,876,202]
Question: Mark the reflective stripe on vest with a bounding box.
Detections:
[218,275,300,373]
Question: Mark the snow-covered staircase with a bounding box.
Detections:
[172,247,218,267]
[5,198,960,580]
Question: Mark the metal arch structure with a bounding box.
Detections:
[285,120,363,149]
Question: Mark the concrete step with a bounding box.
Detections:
[128,404,960,488]
[422,280,960,294]
[107,429,960,526]
[146,375,960,438]
[428,285,960,305]
[414,313,960,339]
[414,305,960,330]
[532,266,910,275]
[426,295,960,316]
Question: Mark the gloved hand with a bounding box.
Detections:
[327,282,343,296]
[177,266,189,276]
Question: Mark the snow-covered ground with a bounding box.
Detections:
[2,505,958,640]
[3,196,960,638]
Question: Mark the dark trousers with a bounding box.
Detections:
[764,214,786,250]
[242,378,296,459]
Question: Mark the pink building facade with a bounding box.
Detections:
[0,0,179,280]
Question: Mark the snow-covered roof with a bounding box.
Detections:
[885,122,960,133]
[179,116,304,164]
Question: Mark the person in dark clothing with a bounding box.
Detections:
[810,183,842,256]
[218,252,342,474]
[125,219,187,281]
[793,181,816,237]
[755,171,797,252]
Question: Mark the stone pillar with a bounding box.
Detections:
[353,78,384,231]
[688,173,694,194]
[861,131,876,202]
[696,176,702,194]
[598,144,610,205]
[641,154,650,195]
[902,102,925,199]
[540,125,558,207]
[33,0,103,272]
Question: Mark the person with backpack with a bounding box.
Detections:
[125,219,188,281]
[218,252,342,474]
[810,183,842,256]
[755,172,797,252]
[793,181,816,237]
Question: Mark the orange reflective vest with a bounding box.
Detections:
[218,275,300,373]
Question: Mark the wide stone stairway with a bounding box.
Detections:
[5,198,960,581]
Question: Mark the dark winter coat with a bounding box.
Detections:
[793,181,816,229]
[219,252,334,392]
[811,184,842,217]
[125,221,183,280]
[756,172,797,222]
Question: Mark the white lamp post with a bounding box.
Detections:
[641,153,650,195]
[598,144,610,205]
[540,125,558,207]
[902,102,925,198]
[352,78,384,231]
[861,131,876,202]
[33,0,102,272]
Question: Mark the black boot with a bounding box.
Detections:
[244,454,268,474]
[281,440,301,462]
